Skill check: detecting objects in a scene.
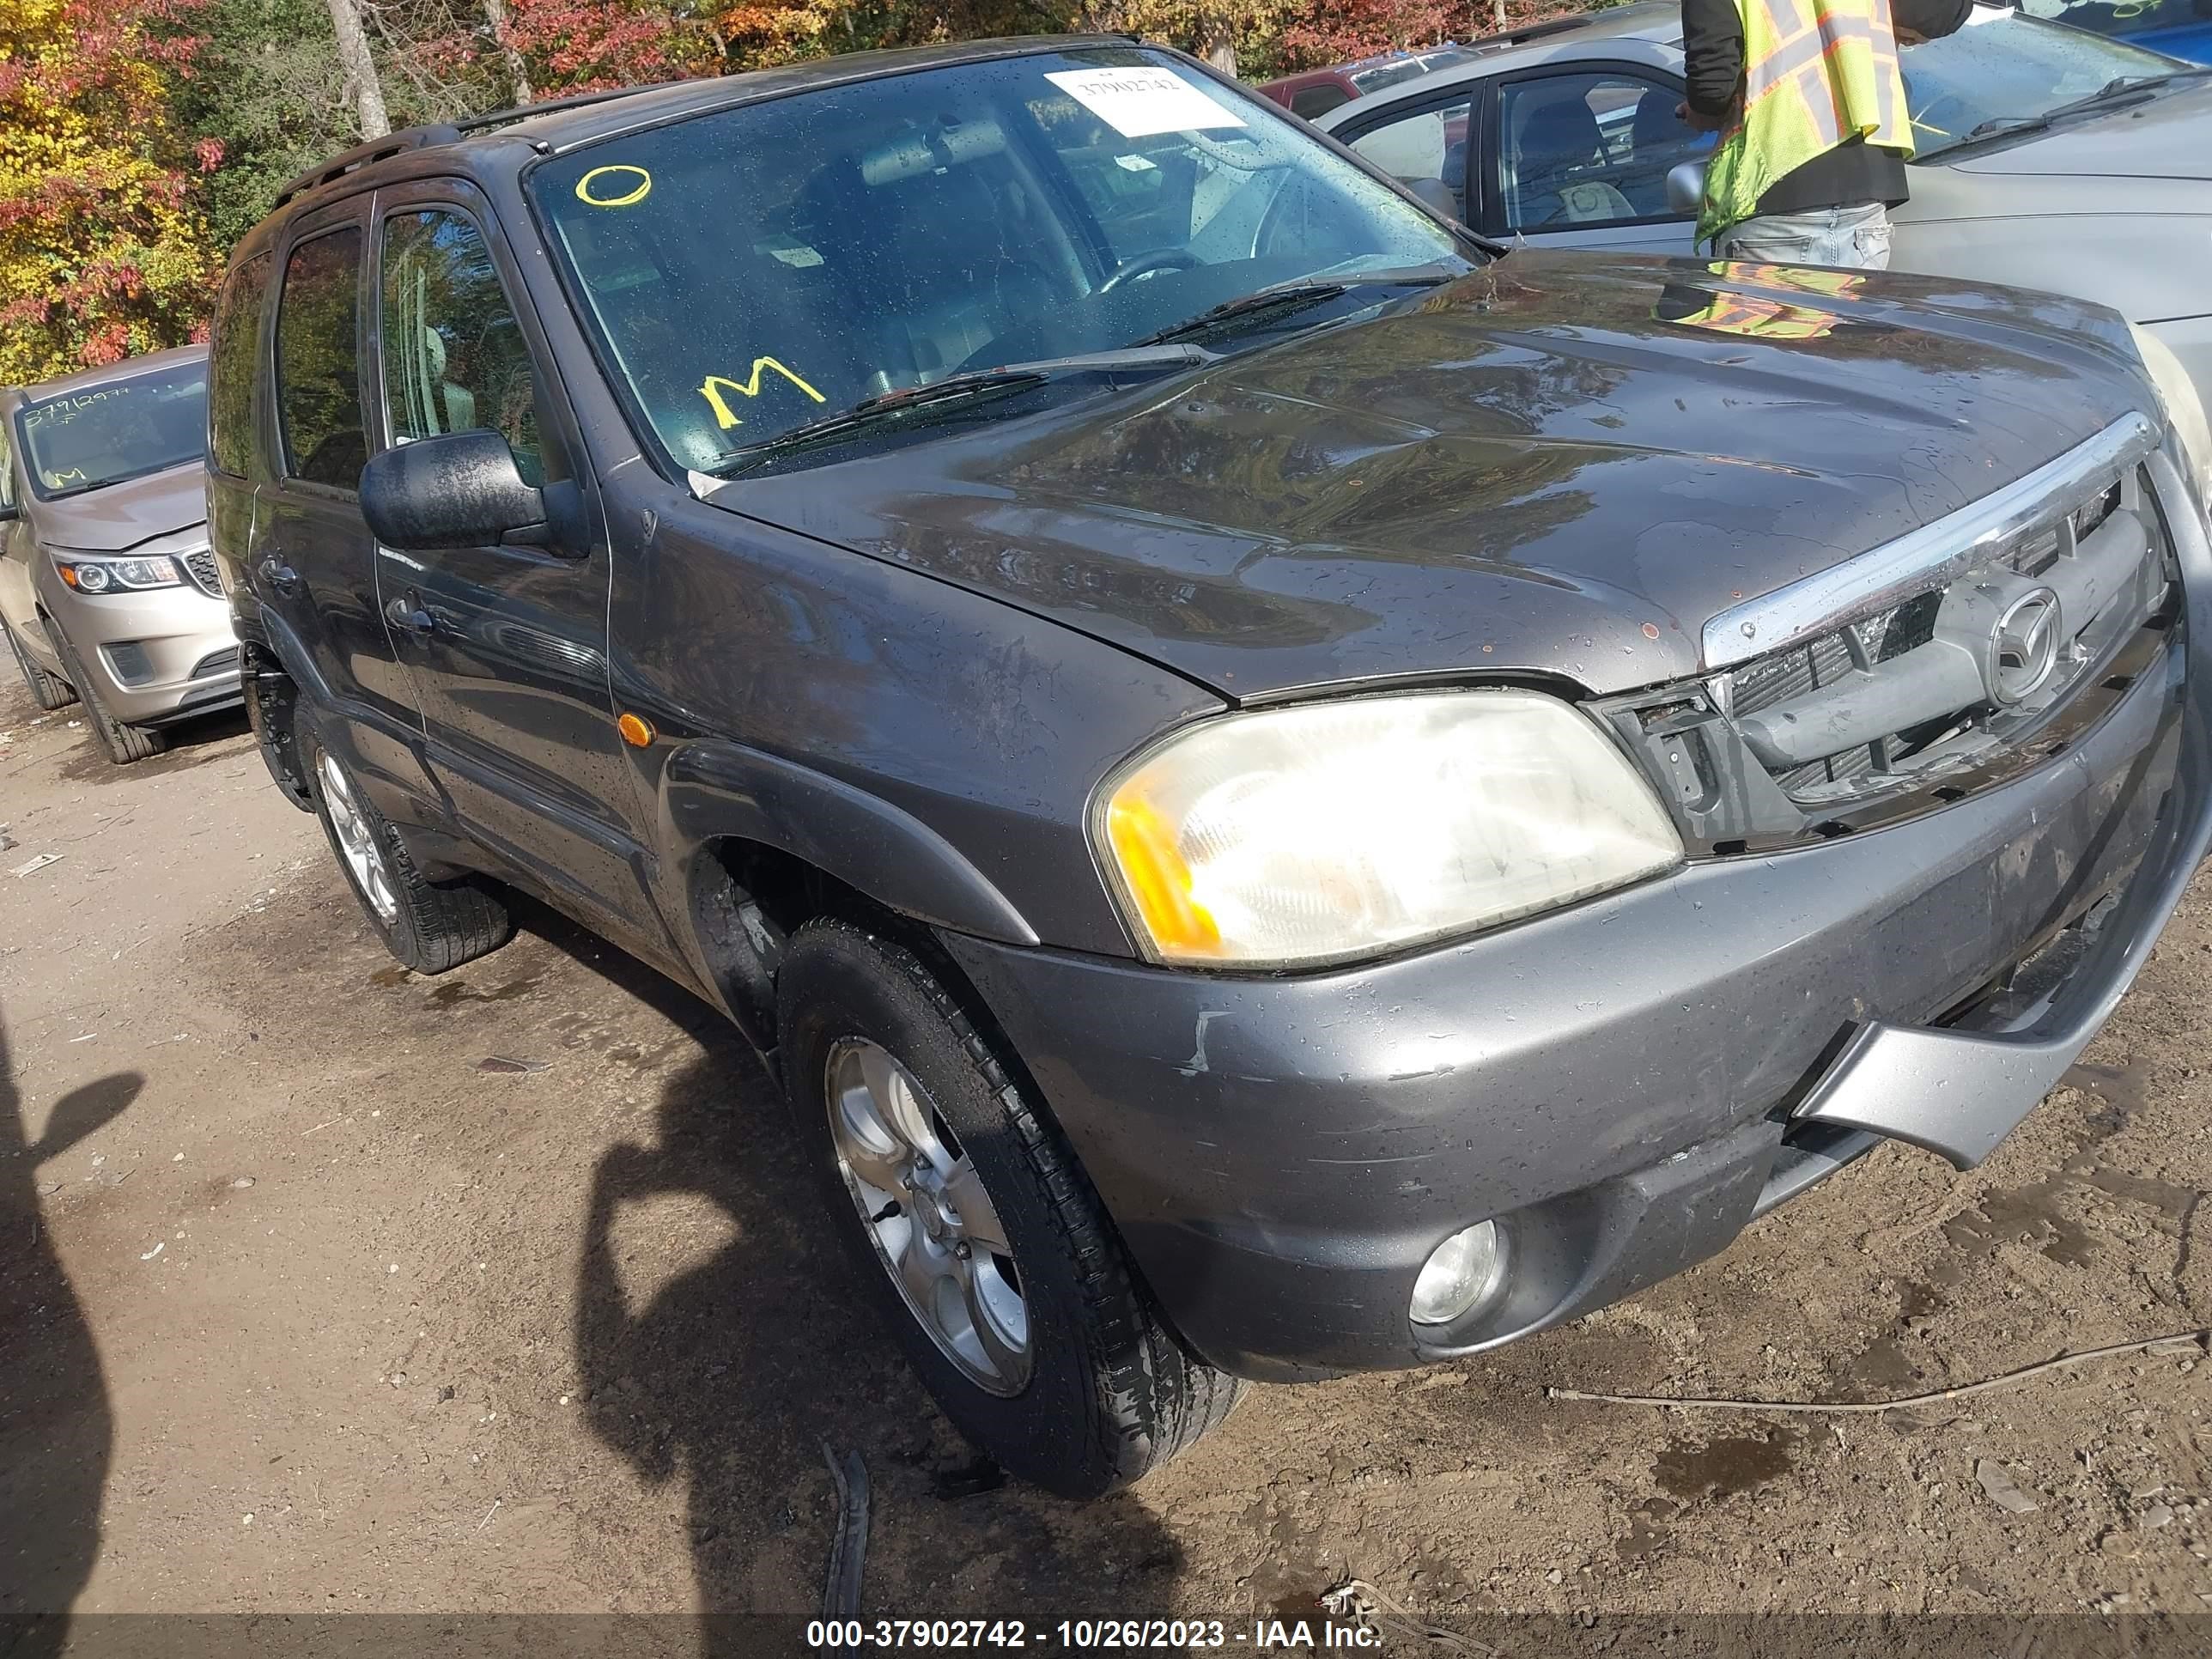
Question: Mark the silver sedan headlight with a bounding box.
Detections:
[1094,689,1685,969]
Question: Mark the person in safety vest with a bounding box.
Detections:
[1680,0,1967,267]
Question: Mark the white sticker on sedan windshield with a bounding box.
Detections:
[1045,66,1248,137]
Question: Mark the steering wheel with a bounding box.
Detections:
[1097,248,1203,293]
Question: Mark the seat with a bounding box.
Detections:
[1510,93,1635,228]
[1620,91,1693,216]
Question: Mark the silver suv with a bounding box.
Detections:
[0,346,240,763]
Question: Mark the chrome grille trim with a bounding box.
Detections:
[1701,411,2160,672]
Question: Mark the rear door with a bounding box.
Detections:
[260,197,425,787]
[1335,85,1480,223]
[364,181,664,945]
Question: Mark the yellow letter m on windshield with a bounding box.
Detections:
[699,359,828,430]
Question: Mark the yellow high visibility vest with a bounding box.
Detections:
[1698,0,1912,246]
[1660,264,1866,339]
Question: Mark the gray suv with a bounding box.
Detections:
[1,346,240,763]
[212,36,2210,1496]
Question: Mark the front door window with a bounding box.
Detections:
[1496,73,1712,233]
[380,210,542,486]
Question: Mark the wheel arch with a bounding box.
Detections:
[666,739,1043,1081]
[236,617,323,812]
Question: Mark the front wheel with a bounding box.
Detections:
[45,622,161,763]
[6,619,76,712]
[779,920,1241,1498]
[302,728,512,974]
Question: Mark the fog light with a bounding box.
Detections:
[1410,1220,1505,1328]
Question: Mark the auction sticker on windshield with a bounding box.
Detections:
[1043,65,1248,137]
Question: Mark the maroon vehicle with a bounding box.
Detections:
[1259,46,1480,120]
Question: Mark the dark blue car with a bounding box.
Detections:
[2026,0,2212,62]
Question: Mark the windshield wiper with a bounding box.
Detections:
[1963,68,2212,141]
[706,345,1214,475]
[2082,67,2212,100]
[40,456,198,501]
[1131,264,1460,348]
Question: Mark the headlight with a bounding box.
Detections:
[1095,689,1684,969]
[52,551,182,593]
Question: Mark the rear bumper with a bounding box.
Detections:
[944,446,2212,1382]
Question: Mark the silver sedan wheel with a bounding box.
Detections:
[318,751,399,925]
[825,1036,1031,1395]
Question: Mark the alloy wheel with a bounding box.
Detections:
[318,752,399,925]
[825,1036,1031,1395]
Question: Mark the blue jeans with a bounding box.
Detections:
[1716,201,1893,270]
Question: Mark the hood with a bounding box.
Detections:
[33,461,207,553]
[702,252,2153,700]
[1946,82,2212,181]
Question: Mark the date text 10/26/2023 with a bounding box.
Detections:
[805,1619,1385,1650]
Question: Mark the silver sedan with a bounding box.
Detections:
[1316,2,2212,479]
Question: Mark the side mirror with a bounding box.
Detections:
[0,497,19,524]
[360,429,544,551]
[1666,160,1707,218]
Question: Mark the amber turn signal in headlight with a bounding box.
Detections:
[1095,690,1684,969]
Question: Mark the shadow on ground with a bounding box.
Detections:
[49,708,250,788]
[515,906,1184,1644]
[0,1012,138,1657]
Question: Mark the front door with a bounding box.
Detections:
[364,183,665,951]
[1481,67,1710,256]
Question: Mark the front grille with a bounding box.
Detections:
[181,548,222,597]
[1714,463,2170,810]
[190,647,238,680]
[1597,414,2180,854]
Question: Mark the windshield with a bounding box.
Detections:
[2014,0,2212,44]
[532,46,1469,471]
[1902,6,2191,155]
[1351,49,1474,93]
[15,362,207,501]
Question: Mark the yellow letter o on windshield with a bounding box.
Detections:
[575,165,653,209]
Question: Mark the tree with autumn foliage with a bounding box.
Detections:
[482,0,702,94]
[0,0,225,382]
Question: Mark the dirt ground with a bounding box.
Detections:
[4,672,2211,1654]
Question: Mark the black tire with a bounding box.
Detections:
[45,621,161,763]
[778,919,1242,1498]
[300,726,514,975]
[6,618,76,711]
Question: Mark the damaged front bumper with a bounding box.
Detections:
[944,444,2212,1382]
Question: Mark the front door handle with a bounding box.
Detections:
[257,556,301,596]
[385,594,434,635]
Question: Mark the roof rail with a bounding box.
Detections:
[273,125,462,208]
[450,79,690,134]
[1466,14,1596,52]
[270,81,688,209]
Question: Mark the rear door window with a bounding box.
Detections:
[380,209,543,486]
[275,227,368,490]
[210,252,274,478]
[1346,95,1475,221]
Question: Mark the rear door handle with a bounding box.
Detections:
[384,594,434,635]
[257,556,301,595]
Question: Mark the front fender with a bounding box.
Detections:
[661,739,1041,946]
